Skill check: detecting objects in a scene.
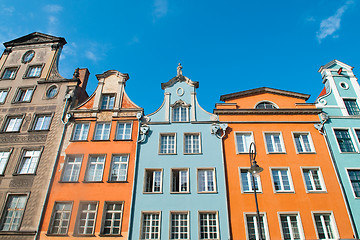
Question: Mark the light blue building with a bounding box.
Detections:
[316,60,360,238]
[129,65,230,239]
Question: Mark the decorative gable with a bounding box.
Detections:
[4,32,66,47]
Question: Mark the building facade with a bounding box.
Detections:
[38,70,143,239]
[215,87,355,239]
[129,67,230,239]
[0,32,86,240]
[316,59,360,237]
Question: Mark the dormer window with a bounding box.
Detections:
[171,100,190,122]
[100,94,115,110]
[255,101,277,109]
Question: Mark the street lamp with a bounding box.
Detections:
[248,142,264,240]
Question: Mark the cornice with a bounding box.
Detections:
[213,108,322,115]
[95,70,129,81]
[4,32,66,47]
[161,75,199,90]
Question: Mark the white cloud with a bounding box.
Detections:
[43,4,63,13]
[306,16,315,22]
[128,36,139,45]
[316,1,354,42]
[85,51,98,61]
[153,0,168,19]
[1,6,14,15]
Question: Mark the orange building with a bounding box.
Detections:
[214,87,355,239]
[39,70,142,239]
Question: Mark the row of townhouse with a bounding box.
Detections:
[0,32,358,240]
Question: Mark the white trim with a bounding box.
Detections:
[263,131,286,154]
[269,167,295,193]
[158,133,177,155]
[345,168,360,199]
[198,211,219,240]
[143,168,163,194]
[311,211,339,240]
[300,166,327,193]
[170,168,190,193]
[197,168,217,193]
[331,127,359,153]
[140,211,162,240]
[234,131,254,154]
[243,212,270,240]
[277,212,305,240]
[254,100,279,109]
[169,211,190,239]
[291,131,316,154]
[238,167,262,193]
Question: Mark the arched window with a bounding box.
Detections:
[171,100,190,122]
[255,101,277,109]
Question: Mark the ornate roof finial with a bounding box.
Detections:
[177,63,183,76]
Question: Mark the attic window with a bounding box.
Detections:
[255,101,277,109]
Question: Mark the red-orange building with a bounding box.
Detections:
[214,87,355,239]
[39,70,142,239]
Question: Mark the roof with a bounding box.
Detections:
[220,87,310,102]
[317,87,327,99]
[161,75,199,90]
[318,59,353,72]
[4,32,66,47]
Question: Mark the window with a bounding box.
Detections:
[0,90,8,103]
[245,214,268,240]
[0,195,27,231]
[271,169,293,192]
[2,67,17,79]
[100,95,115,110]
[235,132,253,153]
[264,132,285,153]
[75,202,98,235]
[72,123,90,141]
[93,123,111,140]
[144,169,162,193]
[240,169,261,193]
[17,150,41,174]
[140,212,161,239]
[109,155,128,182]
[3,116,22,132]
[61,156,83,182]
[25,65,42,78]
[199,212,219,239]
[355,129,360,145]
[14,88,34,102]
[172,106,188,122]
[302,168,325,192]
[198,169,216,193]
[115,122,132,140]
[48,202,72,235]
[0,151,10,175]
[348,170,360,197]
[334,129,356,152]
[46,86,58,98]
[184,133,201,154]
[313,213,337,239]
[255,101,276,109]
[170,212,189,239]
[101,202,123,235]
[280,214,302,240]
[32,114,52,131]
[85,155,105,182]
[159,133,176,154]
[171,169,189,193]
[344,99,360,115]
[293,133,314,153]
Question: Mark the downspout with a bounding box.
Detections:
[35,95,72,240]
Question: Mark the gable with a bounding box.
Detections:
[4,32,66,47]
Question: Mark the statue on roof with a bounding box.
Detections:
[177,63,183,76]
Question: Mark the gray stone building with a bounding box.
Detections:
[0,32,88,239]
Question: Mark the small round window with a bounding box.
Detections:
[339,82,349,89]
[46,86,58,98]
[22,50,35,63]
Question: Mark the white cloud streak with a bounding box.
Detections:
[316,1,354,42]
[43,4,63,13]
[153,0,168,19]
[85,51,98,61]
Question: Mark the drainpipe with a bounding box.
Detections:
[35,94,72,240]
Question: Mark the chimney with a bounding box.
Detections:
[78,68,90,90]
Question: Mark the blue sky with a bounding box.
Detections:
[0,0,359,113]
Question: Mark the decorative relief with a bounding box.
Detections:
[10,178,34,188]
[318,99,327,106]
[0,134,47,144]
[97,112,113,121]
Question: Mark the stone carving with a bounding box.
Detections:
[10,178,34,188]
[0,134,47,144]
[177,63,183,76]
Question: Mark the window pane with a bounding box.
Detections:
[246,215,266,240]
[94,123,111,140]
[236,133,252,153]
[0,151,10,175]
[18,150,40,174]
[100,95,115,110]
[199,213,218,239]
[184,134,200,153]
[116,123,132,140]
[170,213,188,239]
[62,156,82,182]
[5,117,22,132]
[0,195,27,231]
[198,169,215,192]
[334,129,355,152]
[173,106,188,122]
[49,203,72,234]
[160,134,175,154]
[85,156,105,181]
[265,133,284,153]
[348,170,360,197]
[344,99,360,115]
[76,203,97,235]
[241,169,259,192]
[272,169,292,191]
[314,214,335,239]
[110,155,128,181]
[102,203,122,235]
[145,170,162,193]
[2,68,17,79]
[34,115,51,130]
[141,213,160,239]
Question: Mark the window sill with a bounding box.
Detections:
[339,152,358,154]
[158,153,177,155]
[13,173,36,176]
[1,78,14,80]
[297,152,316,154]
[0,231,36,235]
[11,101,31,104]
[1,131,20,133]
[274,191,295,193]
[82,181,104,183]
[28,129,50,132]
[113,139,133,141]
[98,234,122,237]
[58,181,80,183]
[70,140,89,142]
[22,76,40,79]
[242,191,263,194]
[266,152,286,154]
[91,139,111,142]
[184,152,202,155]
[306,190,327,194]
[236,152,251,154]
[170,191,190,194]
[143,192,163,194]
[107,180,128,183]
[197,191,218,194]
[46,233,69,236]
[73,234,95,237]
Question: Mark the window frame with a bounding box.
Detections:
[332,128,358,153]
[0,193,29,232]
[0,149,12,176]
[140,211,161,240]
[270,167,294,193]
[311,211,339,240]
[263,132,286,154]
[301,167,327,193]
[60,155,83,183]
[198,211,219,240]
[100,94,116,110]
[2,115,24,133]
[100,201,124,236]
[108,154,129,182]
[1,66,19,80]
[170,168,190,194]
[16,148,43,175]
[239,168,262,193]
[23,64,44,78]
[143,168,163,194]
[169,211,190,240]
[30,113,53,131]
[243,212,270,240]
[114,121,133,140]
[184,132,202,154]
[84,155,106,182]
[0,88,10,104]
[71,122,90,141]
[343,98,360,116]
[234,131,254,154]
[346,168,360,199]
[254,101,278,109]
[278,212,304,240]
[47,201,73,236]
[159,133,177,155]
[74,201,99,236]
[197,168,217,193]
[12,86,35,103]
[172,104,189,122]
[93,122,111,141]
[292,132,316,154]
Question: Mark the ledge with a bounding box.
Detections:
[213,108,322,115]
[0,230,36,236]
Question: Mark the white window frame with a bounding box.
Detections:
[75,202,98,235]
[47,201,73,235]
[301,167,327,193]
[17,149,42,175]
[1,67,18,80]
[72,122,90,141]
[144,169,163,193]
[234,131,254,154]
[169,211,189,240]
[109,155,129,182]
[140,211,161,240]
[239,168,262,193]
[100,94,115,110]
[25,65,43,78]
[292,132,315,154]
[93,122,111,140]
[13,87,34,103]
[3,115,23,132]
[100,201,124,235]
[198,211,219,240]
[61,155,83,182]
[332,128,359,153]
[0,89,9,104]
[32,114,52,131]
[270,167,294,193]
[244,212,270,240]
[197,168,217,193]
[172,105,189,122]
[115,122,133,140]
[0,194,28,231]
[84,155,106,182]
[170,168,190,193]
[184,133,201,154]
[254,100,278,109]
[343,98,360,116]
[311,211,339,240]
[263,132,286,154]
[159,133,176,154]
[278,212,305,240]
[0,150,11,175]
[345,167,360,199]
